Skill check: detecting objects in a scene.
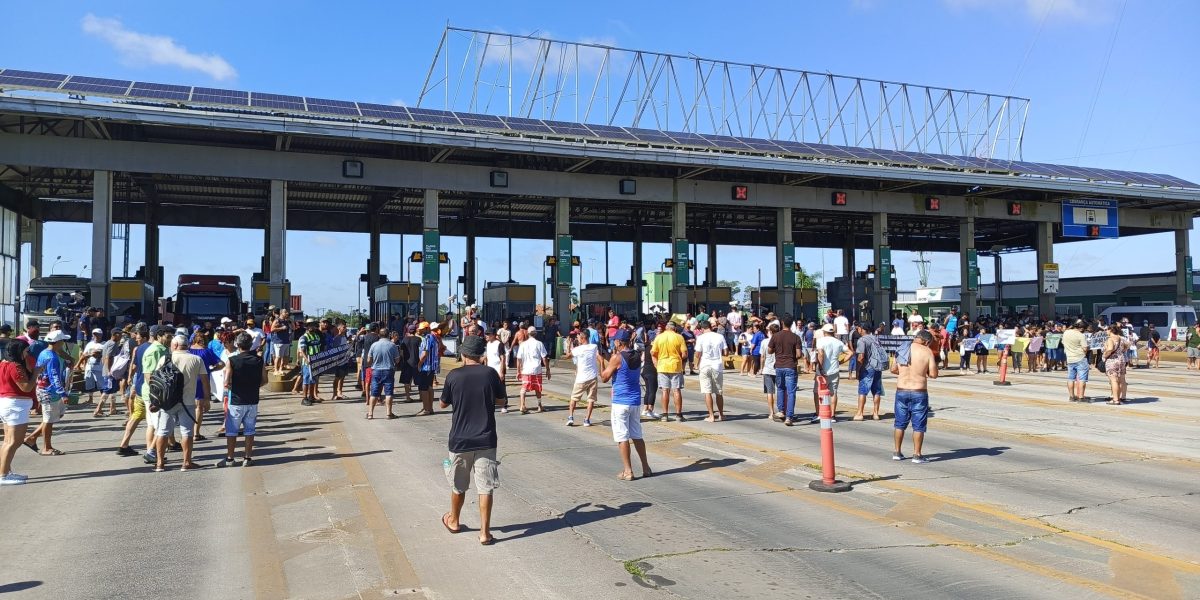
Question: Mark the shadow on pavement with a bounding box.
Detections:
[0,581,42,593]
[494,501,652,542]
[651,457,744,477]
[923,446,1010,462]
[255,448,392,466]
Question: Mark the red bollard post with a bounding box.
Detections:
[993,346,1012,386]
[809,375,852,493]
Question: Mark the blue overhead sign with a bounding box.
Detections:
[1062,199,1118,239]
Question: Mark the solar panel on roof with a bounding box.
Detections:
[543,120,596,137]
[771,140,824,157]
[700,134,752,150]
[0,69,68,89]
[500,116,553,133]
[357,103,411,120]
[191,87,248,106]
[585,124,638,141]
[867,149,916,165]
[1153,173,1199,188]
[129,82,191,101]
[626,128,677,144]
[455,112,507,129]
[251,92,305,111]
[666,131,714,147]
[407,107,462,126]
[304,97,360,116]
[62,76,131,96]
[736,137,787,152]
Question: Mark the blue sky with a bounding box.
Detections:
[5,0,1198,312]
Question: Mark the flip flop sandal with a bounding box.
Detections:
[414,409,433,416]
[441,513,462,534]
[479,535,495,546]
[366,414,374,420]
[617,472,636,481]
[40,449,64,456]
[24,441,38,453]
[387,414,398,420]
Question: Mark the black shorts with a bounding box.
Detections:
[398,365,416,385]
[414,371,434,391]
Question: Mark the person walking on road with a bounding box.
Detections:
[151,336,208,472]
[768,316,803,425]
[1062,320,1090,402]
[892,330,938,463]
[0,340,36,484]
[692,319,728,423]
[1103,324,1131,405]
[515,326,550,414]
[1186,322,1200,371]
[24,330,71,457]
[563,330,599,426]
[415,322,441,416]
[636,320,660,420]
[439,335,505,545]
[366,329,400,420]
[651,321,687,422]
[853,323,888,421]
[600,329,652,482]
[219,332,263,467]
[759,323,778,420]
[813,323,848,422]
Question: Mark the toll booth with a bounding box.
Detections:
[373,283,421,321]
[580,284,640,322]
[108,278,157,324]
[684,286,733,315]
[827,274,897,324]
[482,282,536,326]
[251,277,290,317]
[751,287,819,322]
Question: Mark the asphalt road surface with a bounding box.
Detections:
[1,359,1197,599]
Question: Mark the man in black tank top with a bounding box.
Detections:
[219,332,264,467]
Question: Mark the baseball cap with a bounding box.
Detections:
[45,330,70,343]
[417,321,430,331]
[613,329,632,344]
[460,335,486,358]
[92,328,103,334]
[175,327,188,337]
[110,327,123,337]
[821,323,835,333]
[527,326,537,333]
[220,317,233,324]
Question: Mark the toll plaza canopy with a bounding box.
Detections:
[0,59,1197,327]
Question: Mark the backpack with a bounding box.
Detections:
[148,357,186,413]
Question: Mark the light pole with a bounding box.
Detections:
[990,244,1006,316]
[49,256,69,275]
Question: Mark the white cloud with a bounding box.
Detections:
[81,14,237,81]
[312,234,338,248]
[941,0,1102,22]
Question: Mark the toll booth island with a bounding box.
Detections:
[374,282,421,321]
[482,282,536,326]
[682,285,733,315]
[752,287,820,321]
[251,276,291,317]
[580,284,639,322]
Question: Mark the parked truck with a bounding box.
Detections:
[160,274,245,326]
[20,275,89,330]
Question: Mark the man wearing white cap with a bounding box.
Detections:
[515,325,550,414]
[24,330,70,455]
[813,323,848,422]
[77,328,106,413]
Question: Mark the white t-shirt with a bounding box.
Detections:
[815,335,847,377]
[694,331,727,368]
[570,343,600,383]
[727,311,743,331]
[517,339,548,375]
[486,340,505,377]
[246,327,265,351]
[84,341,105,370]
[908,314,925,324]
[759,336,776,376]
[834,316,850,336]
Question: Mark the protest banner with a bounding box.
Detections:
[309,344,352,376]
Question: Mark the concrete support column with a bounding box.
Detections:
[464,218,477,306]
[1176,227,1192,307]
[367,215,381,320]
[144,199,160,298]
[267,180,288,308]
[421,189,439,322]
[706,225,717,287]
[553,197,573,336]
[28,217,43,280]
[842,234,855,283]
[669,201,689,315]
[777,207,796,318]
[1035,221,1056,318]
[959,215,977,319]
[632,223,644,313]
[871,212,891,326]
[89,170,113,313]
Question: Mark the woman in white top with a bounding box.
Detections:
[760,324,778,419]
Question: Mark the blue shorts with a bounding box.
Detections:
[301,363,315,385]
[224,404,258,437]
[370,368,395,397]
[1067,359,1090,382]
[894,390,929,433]
[858,369,883,397]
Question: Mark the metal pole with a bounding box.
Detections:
[995,253,1003,316]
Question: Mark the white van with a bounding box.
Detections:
[1099,305,1197,341]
